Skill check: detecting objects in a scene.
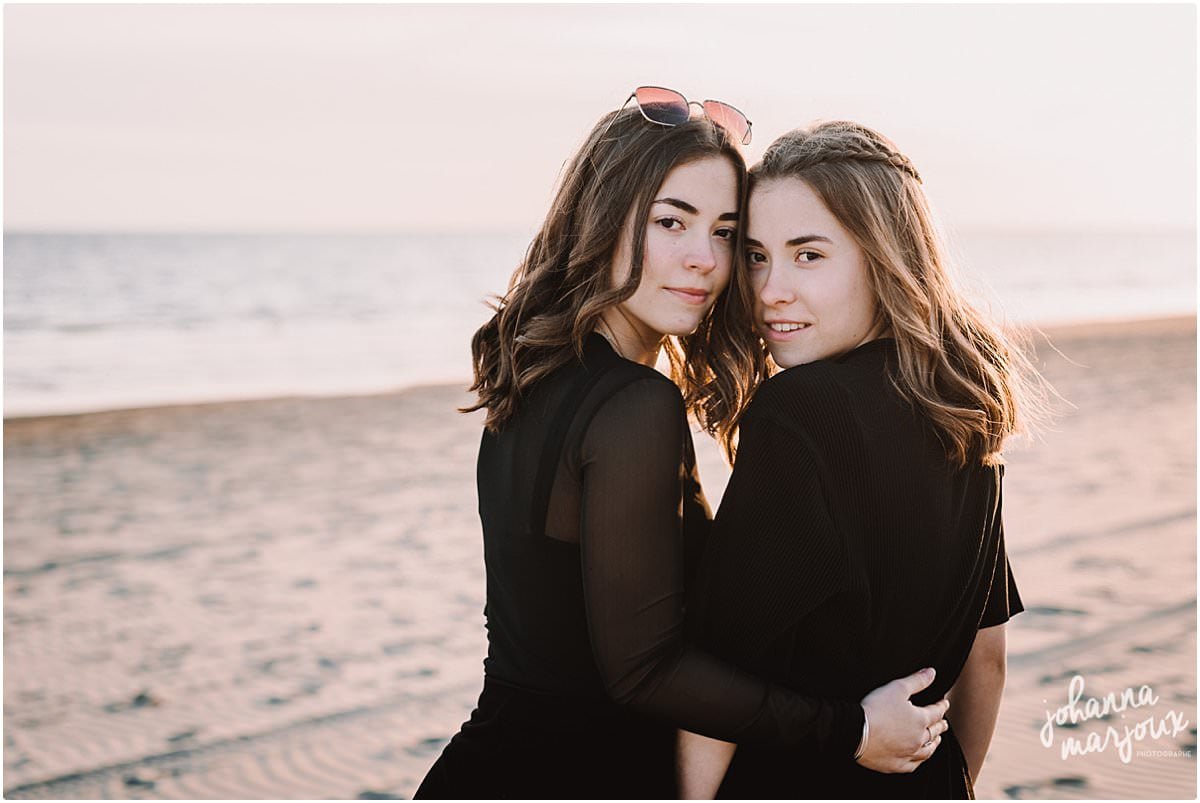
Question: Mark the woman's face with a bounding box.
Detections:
[746,177,880,369]
[606,155,739,348]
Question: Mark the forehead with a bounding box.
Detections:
[656,155,739,204]
[748,177,843,236]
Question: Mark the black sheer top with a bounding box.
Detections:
[476,333,863,755]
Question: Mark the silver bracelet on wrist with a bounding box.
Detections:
[853,709,870,760]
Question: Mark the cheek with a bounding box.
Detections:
[610,220,641,286]
[752,263,772,290]
[637,235,671,284]
[610,242,632,287]
[848,268,877,324]
[821,270,861,316]
[611,260,630,289]
[713,251,734,293]
[749,271,768,309]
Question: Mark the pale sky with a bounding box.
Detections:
[4,3,1196,233]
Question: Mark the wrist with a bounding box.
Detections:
[853,706,870,760]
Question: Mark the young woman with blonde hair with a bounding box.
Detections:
[414,94,948,798]
[679,121,1038,799]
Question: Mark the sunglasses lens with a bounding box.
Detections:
[703,101,752,145]
[635,86,690,126]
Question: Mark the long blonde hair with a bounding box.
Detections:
[750,121,1047,466]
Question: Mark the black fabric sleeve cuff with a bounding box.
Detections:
[755,685,866,757]
[832,698,867,760]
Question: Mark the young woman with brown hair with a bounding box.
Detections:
[678,121,1041,798]
[414,94,948,798]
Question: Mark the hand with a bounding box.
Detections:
[855,667,950,774]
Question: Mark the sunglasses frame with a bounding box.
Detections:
[626,85,753,146]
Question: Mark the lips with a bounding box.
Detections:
[665,287,711,305]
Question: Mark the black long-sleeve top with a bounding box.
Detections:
[690,337,1024,797]
[476,333,864,756]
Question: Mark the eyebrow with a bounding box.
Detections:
[652,197,739,221]
[786,234,832,246]
[744,234,833,248]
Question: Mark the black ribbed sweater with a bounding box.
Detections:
[692,337,1023,799]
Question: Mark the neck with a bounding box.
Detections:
[854,319,892,349]
[596,309,663,367]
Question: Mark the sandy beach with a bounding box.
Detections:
[4,316,1195,799]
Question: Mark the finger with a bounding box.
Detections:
[911,734,942,762]
[928,718,950,739]
[921,699,950,726]
[897,666,936,695]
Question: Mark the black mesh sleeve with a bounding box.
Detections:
[576,376,863,755]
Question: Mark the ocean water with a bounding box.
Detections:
[4,229,1195,417]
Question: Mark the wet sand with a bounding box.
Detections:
[4,316,1195,799]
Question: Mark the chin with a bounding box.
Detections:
[769,347,814,369]
[661,318,706,338]
[766,346,791,367]
[771,354,800,369]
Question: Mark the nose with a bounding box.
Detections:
[685,234,718,274]
[758,264,794,307]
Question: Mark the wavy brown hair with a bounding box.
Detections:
[463,107,764,456]
[749,121,1048,466]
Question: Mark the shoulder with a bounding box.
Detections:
[580,335,684,415]
[747,359,853,436]
[746,340,892,438]
[593,368,685,424]
[755,358,845,402]
[576,366,687,461]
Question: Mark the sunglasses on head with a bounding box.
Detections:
[623,85,753,146]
